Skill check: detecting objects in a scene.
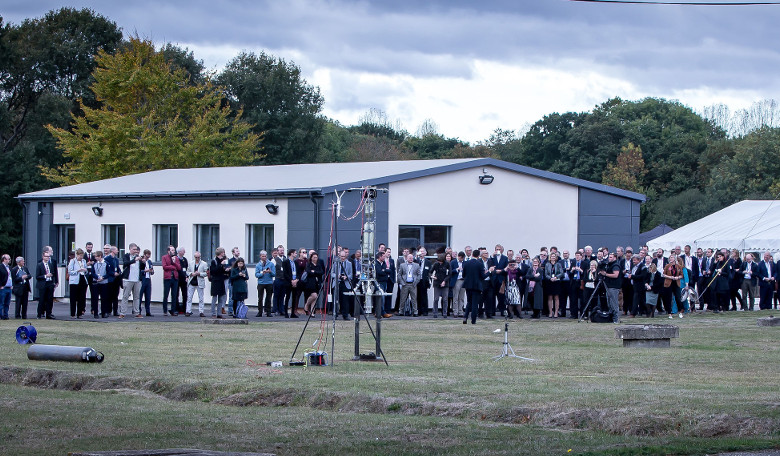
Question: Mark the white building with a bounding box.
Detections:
[18,158,644,304]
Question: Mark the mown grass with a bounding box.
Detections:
[0,310,778,455]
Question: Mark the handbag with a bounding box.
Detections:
[498,281,506,295]
[235,301,248,319]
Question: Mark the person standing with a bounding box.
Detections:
[120,243,144,318]
[544,252,564,319]
[396,253,421,316]
[255,250,276,317]
[175,247,188,314]
[185,251,208,317]
[230,257,249,317]
[569,251,585,319]
[430,252,451,318]
[558,250,573,317]
[286,249,300,317]
[712,251,733,313]
[384,247,396,317]
[504,260,523,319]
[272,248,292,317]
[209,247,230,318]
[373,251,389,318]
[757,252,776,310]
[36,248,58,319]
[620,248,635,317]
[140,250,154,317]
[628,255,648,317]
[67,248,89,318]
[90,251,108,319]
[489,245,508,317]
[416,247,432,316]
[450,251,467,318]
[106,246,122,316]
[462,249,486,324]
[302,252,325,316]
[0,254,13,320]
[739,253,759,311]
[11,256,31,319]
[161,245,181,316]
[84,242,97,311]
[599,252,622,323]
[332,249,354,320]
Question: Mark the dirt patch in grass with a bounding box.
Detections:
[1,365,777,440]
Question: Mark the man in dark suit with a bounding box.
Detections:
[559,250,574,317]
[489,245,508,317]
[462,249,486,324]
[757,252,776,310]
[698,249,715,310]
[737,253,759,311]
[332,249,354,320]
[0,254,12,320]
[83,242,97,309]
[651,249,668,270]
[12,256,32,319]
[619,248,634,316]
[105,245,122,316]
[176,247,188,314]
[416,247,432,316]
[384,248,396,317]
[568,251,585,319]
[479,249,495,318]
[274,248,293,317]
[36,248,58,319]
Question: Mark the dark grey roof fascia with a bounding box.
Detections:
[16,188,322,202]
[321,158,646,202]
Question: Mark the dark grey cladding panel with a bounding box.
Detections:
[578,216,631,235]
[578,187,640,249]
[579,188,632,216]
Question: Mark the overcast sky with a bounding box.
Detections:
[5,0,780,143]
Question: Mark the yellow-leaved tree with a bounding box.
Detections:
[44,38,261,184]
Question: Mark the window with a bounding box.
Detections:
[195,224,220,261]
[398,225,450,257]
[247,224,274,264]
[56,225,75,264]
[154,224,178,261]
[102,224,125,256]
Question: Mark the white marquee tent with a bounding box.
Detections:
[648,200,780,253]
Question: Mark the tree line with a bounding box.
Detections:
[2,7,778,257]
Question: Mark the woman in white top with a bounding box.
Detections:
[67,248,89,318]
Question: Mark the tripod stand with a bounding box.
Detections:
[577,277,606,322]
[493,321,534,361]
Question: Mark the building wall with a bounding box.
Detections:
[48,198,287,304]
[387,165,580,255]
[578,188,640,249]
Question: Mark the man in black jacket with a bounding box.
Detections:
[12,256,32,319]
[176,246,188,314]
[416,247,432,316]
[35,248,58,319]
[462,250,486,325]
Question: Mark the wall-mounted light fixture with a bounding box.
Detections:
[91,204,103,216]
[479,169,494,185]
[265,203,279,215]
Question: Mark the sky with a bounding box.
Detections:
[5,0,780,143]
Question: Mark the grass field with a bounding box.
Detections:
[0,310,778,455]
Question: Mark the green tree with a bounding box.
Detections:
[43,38,260,184]
[0,8,122,256]
[707,127,780,203]
[217,51,324,165]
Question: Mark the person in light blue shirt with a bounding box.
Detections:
[254,250,276,317]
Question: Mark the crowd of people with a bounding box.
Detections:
[1,241,779,323]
